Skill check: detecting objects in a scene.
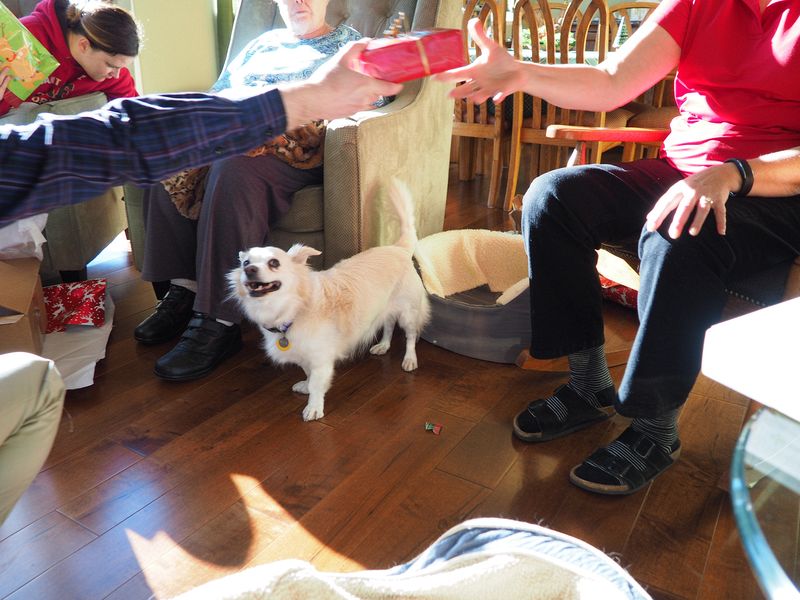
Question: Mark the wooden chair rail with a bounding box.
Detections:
[545,124,669,143]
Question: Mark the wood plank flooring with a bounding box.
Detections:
[0,168,765,599]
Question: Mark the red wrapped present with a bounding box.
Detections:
[598,274,638,310]
[43,278,107,333]
[356,29,465,83]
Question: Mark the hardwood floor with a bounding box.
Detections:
[0,168,764,600]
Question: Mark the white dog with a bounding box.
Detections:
[229,180,431,421]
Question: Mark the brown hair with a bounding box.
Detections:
[63,1,142,56]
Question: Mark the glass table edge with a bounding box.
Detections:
[730,408,800,600]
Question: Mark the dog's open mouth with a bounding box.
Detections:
[246,280,281,297]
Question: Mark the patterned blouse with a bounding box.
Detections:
[212,24,362,92]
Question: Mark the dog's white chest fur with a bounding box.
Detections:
[229,180,431,422]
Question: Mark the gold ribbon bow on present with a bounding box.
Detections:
[384,12,431,77]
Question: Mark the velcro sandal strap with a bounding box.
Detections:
[585,428,677,490]
[519,385,616,441]
[617,427,675,474]
[585,450,647,490]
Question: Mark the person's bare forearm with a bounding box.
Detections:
[515,23,679,111]
[439,19,679,113]
[514,62,623,111]
[749,147,800,197]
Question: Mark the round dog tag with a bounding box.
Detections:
[276,336,291,351]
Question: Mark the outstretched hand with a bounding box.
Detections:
[280,40,402,129]
[433,18,523,104]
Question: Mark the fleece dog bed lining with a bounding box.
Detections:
[414,229,530,364]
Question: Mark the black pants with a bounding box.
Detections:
[142,154,323,323]
[522,159,800,417]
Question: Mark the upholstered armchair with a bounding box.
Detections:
[3,1,127,281]
[125,0,458,272]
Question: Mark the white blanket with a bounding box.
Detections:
[172,518,651,600]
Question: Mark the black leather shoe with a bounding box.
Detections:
[153,314,242,381]
[134,284,196,345]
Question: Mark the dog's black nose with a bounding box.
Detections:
[244,265,259,278]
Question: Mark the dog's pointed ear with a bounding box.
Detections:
[288,244,321,264]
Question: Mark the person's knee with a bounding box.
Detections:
[638,222,734,275]
[207,155,259,189]
[1,352,66,414]
[0,353,65,525]
[522,167,584,231]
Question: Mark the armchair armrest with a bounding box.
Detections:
[0,92,108,126]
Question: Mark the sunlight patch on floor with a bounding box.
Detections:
[125,474,309,598]
[88,231,131,267]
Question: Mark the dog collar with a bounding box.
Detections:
[267,322,292,351]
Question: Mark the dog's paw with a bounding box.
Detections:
[292,380,310,394]
[369,341,391,355]
[401,356,419,372]
[302,403,324,421]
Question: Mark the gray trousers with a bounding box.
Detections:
[142,153,323,323]
[0,353,65,525]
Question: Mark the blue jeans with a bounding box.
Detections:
[522,159,800,417]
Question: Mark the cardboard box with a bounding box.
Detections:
[0,257,46,354]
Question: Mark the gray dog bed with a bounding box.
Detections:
[414,229,531,364]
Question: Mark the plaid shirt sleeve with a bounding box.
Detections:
[0,89,288,225]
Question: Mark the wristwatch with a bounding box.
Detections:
[724,158,754,197]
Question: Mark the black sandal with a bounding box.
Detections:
[513,384,617,443]
[569,427,682,495]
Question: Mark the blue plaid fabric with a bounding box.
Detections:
[0,89,287,225]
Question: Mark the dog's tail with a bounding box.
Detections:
[389,178,418,253]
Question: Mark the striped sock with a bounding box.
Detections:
[545,345,614,422]
[607,409,680,470]
[631,409,680,453]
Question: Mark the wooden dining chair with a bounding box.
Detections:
[609,1,659,48]
[607,2,678,163]
[503,0,563,211]
[451,0,509,208]
[503,0,637,210]
[546,1,675,169]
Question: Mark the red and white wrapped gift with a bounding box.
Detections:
[43,278,107,333]
[356,28,465,83]
[598,274,638,310]
[596,249,639,311]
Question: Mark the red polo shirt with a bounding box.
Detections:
[653,0,800,174]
